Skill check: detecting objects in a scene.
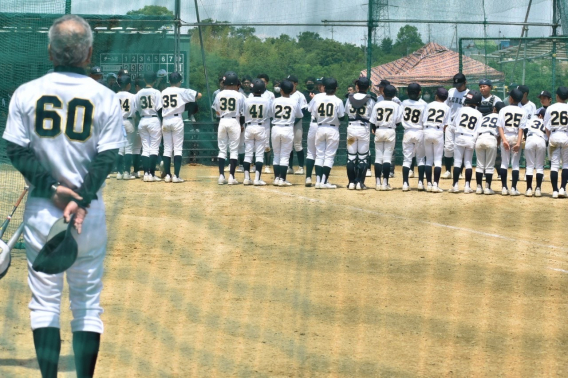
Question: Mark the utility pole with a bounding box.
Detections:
[367,0,373,79]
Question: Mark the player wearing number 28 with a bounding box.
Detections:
[2,15,124,377]
[544,86,568,198]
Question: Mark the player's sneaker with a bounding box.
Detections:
[322,182,337,189]
[218,176,227,185]
[164,174,172,183]
[228,178,239,185]
[348,183,355,190]
[525,188,533,197]
[366,169,372,177]
[449,184,460,193]
[243,178,253,185]
[501,187,509,196]
[123,171,134,180]
[236,165,244,173]
[152,175,162,182]
[417,181,424,191]
[132,171,141,179]
[426,183,432,192]
[509,188,520,196]
[431,185,443,193]
[356,182,362,190]
[382,184,393,191]
[172,176,184,183]
[476,185,483,194]
[463,185,473,194]
[315,182,322,189]
[279,179,292,187]
[264,167,271,174]
[287,167,294,174]
[294,167,304,175]
[143,173,149,182]
[305,177,312,187]
[250,166,256,173]
[559,188,567,198]
[553,191,559,199]
[273,178,280,186]
[376,184,382,191]
[408,170,414,178]
[442,171,451,179]
[389,172,394,178]
[253,179,266,186]
[116,172,123,180]
[402,183,410,192]
[484,188,495,195]
[534,188,542,197]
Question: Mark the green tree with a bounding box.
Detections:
[126,5,174,17]
[380,37,393,54]
[393,25,423,56]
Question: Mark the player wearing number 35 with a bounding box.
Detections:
[2,15,124,378]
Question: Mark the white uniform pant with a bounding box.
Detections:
[374,128,396,164]
[524,135,547,175]
[444,126,455,158]
[454,134,476,169]
[475,134,497,174]
[549,131,568,171]
[264,123,271,151]
[315,125,340,168]
[132,127,142,155]
[238,130,245,154]
[24,197,107,333]
[293,119,303,151]
[244,125,266,163]
[118,118,135,156]
[500,133,521,170]
[423,128,444,167]
[306,123,318,160]
[346,124,370,162]
[272,126,294,166]
[402,129,425,168]
[218,118,241,160]
[162,116,184,157]
[138,117,162,156]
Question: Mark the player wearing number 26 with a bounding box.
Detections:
[2,15,124,377]
[544,86,568,198]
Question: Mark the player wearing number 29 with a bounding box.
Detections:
[136,71,163,182]
[160,72,201,183]
[401,83,428,192]
[3,15,124,377]
[544,86,568,198]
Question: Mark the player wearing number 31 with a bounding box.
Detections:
[544,86,568,198]
[161,72,201,183]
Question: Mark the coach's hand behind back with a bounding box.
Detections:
[63,201,87,234]
[52,186,83,211]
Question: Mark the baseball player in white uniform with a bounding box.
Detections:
[474,101,505,195]
[309,78,346,189]
[422,87,450,192]
[285,75,308,175]
[135,71,163,182]
[449,91,483,193]
[517,85,538,181]
[212,71,246,185]
[443,73,470,178]
[115,75,136,180]
[251,74,275,174]
[497,89,528,196]
[161,72,201,183]
[345,77,375,190]
[271,80,303,186]
[2,15,124,377]
[524,108,547,197]
[369,84,403,190]
[243,79,272,186]
[544,87,568,198]
[304,77,327,186]
[401,83,428,191]
[374,79,402,178]
[478,79,502,116]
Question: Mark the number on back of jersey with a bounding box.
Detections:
[427,108,445,123]
[403,107,422,124]
[120,98,130,113]
[140,95,154,110]
[349,105,366,116]
[163,94,178,108]
[550,110,568,127]
[249,104,265,118]
[458,113,478,130]
[35,95,93,142]
[318,103,335,117]
[530,119,546,133]
[220,97,236,112]
[504,112,522,128]
[274,105,291,119]
[376,107,393,122]
[481,117,497,128]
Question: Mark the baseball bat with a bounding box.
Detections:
[0,186,29,240]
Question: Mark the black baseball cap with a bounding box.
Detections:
[144,71,157,83]
[90,66,102,74]
[479,78,492,87]
[517,85,530,94]
[118,74,131,87]
[383,85,397,98]
[436,87,449,100]
[494,101,506,113]
[250,78,266,94]
[464,90,482,105]
[325,78,338,91]
[376,79,390,88]
[356,77,371,89]
[118,68,129,77]
[315,77,324,85]
[280,80,294,94]
[453,73,466,87]
[557,86,568,101]
[169,72,182,84]
[538,108,546,117]
[286,75,299,83]
[408,82,421,95]
[223,71,238,86]
[305,76,316,83]
[537,90,552,98]
[509,88,524,102]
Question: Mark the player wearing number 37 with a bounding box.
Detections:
[2,15,124,378]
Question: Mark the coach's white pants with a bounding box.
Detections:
[374,128,396,164]
[24,197,107,334]
[138,117,162,156]
[524,135,546,175]
[218,118,241,160]
[423,129,444,167]
[475,134,497,174]
[162,116,184,157]
[500,133,521,171]
[454,133,476,169]
[306,123,318,160]
[315,125,340,168]
[444,126,455,158]
[549,131,568,171]
[272,125,294,166]
[244,125,266,164]
[402,129,425,168]
[293,119,303,152]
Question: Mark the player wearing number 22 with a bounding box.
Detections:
[422,87,450,192]
[401,83,428,192]
[161,72,201,183]
[544,86,568,198]
[3,15,124,377]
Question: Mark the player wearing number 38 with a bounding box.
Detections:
[2,15,124,378]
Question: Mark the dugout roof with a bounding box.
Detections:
[361,42,505,89]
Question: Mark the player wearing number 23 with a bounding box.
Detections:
[544,86,568,198]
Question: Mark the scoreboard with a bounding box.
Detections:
[99,52,187,82]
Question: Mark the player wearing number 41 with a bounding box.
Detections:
[401,83,428,192]
[422,87,450,192]
[524,108,548,197]
[497,88,528,196]
[161,72,201,183]
[135,71,163,182]
[544,86,568,198]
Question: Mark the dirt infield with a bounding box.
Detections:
[1,165,568,377]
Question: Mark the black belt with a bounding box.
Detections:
[274,123,293,127]
[125,117,133,120]
[528,132,545,139]
[143,115,157,118]
[459,133,474,137]
[245,122,263,126]
[425,125,441,129]
[551,129,567,133]
[311,118,316,122]
[478,131,495,136]
[318,123,337,127]
[378,126,394,129]
[222,115,236,119]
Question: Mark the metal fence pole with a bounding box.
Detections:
[193,0,214,121]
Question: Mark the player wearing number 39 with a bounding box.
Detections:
[544,86,568,198]
[161,72,201,183]
[2,15,124,377]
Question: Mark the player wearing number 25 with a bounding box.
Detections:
[2,15,124,377]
